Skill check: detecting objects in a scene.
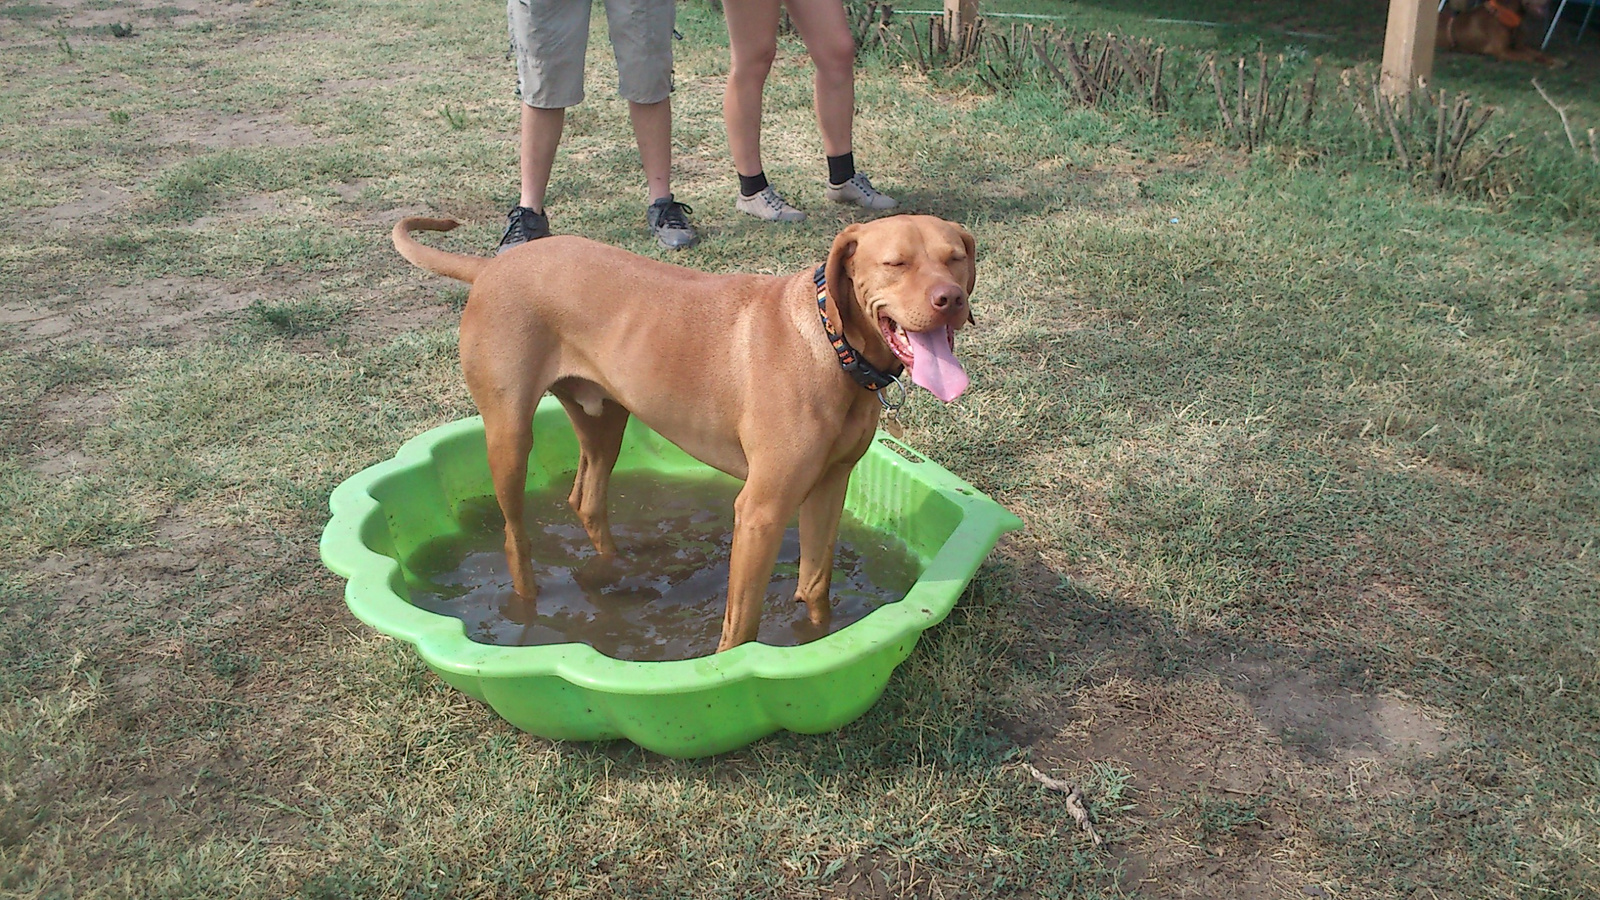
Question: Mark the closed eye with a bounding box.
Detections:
[882,259,907,267]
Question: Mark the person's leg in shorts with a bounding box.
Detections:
[499,0,589,252]
[500,0,695,251]
[607,0,696,249]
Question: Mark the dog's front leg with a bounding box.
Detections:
[718,465,817,652]
[794,462,855,630]
[1501,47,1560,66]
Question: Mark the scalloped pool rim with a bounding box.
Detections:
[320,406,1023,756]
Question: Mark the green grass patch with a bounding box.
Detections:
[244,295,348,336]
[0,3,55,20]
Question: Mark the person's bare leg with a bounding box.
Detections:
[792,0,894,208]
[628,98,672,203]
[722,0,783,179]
[786,0,855,159]
[519,104,566,211]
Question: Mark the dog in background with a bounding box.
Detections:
[1437,0,1561,65]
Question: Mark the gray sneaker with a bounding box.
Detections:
[825,173,897,210]
[736,186,807,222]
[646,195,698,250]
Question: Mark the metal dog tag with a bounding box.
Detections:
[878,376,908,439]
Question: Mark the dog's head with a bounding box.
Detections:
[825,215,977,403]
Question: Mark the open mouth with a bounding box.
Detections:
[877,316,969,403]
[878,316,955,370]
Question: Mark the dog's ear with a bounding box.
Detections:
[953,223,977,299]
[825,224,863,324]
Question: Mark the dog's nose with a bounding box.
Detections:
[929,283,966,313]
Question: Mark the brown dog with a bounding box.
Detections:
[393,215,976,651]
[1438,0,1559,65]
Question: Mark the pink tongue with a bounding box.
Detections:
[906,327,969,402]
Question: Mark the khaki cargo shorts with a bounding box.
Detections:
[507,0,675,108]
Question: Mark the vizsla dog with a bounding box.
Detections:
[392,215,976,652]
[1438,0,1559,65]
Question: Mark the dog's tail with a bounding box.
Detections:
[392,217,489,284]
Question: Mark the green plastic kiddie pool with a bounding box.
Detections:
[320,397,1022,758]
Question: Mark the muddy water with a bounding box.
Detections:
[405,471,923,661]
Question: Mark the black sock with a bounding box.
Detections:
[827,152,855,186]
[738,171,769,197]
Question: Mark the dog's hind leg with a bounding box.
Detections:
[462,320,553,602]
[479,395,542,601]
[554,382,629,558]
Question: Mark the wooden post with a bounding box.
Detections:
[944,0,978,39]
[1380,0,1438,98]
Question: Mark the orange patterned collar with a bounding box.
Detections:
[813,265,905,399]
[1485,0,1523,29]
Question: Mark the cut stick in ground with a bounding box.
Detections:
[1532,78,1580,155]
[1025,764,1104,847]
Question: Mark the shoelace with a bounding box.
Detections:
[848,174,880,198]
[502,208,547,241]
[655,200,693,229]
[761,188,791,211]
[506,210,541,240]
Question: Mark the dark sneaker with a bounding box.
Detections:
[498,205,550,255]
[646,195,698,250]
